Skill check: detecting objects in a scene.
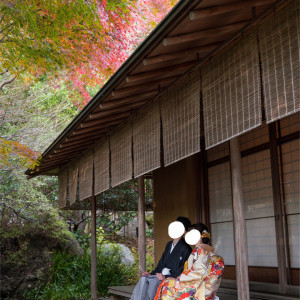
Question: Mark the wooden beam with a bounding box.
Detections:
[71,127,110,137]
[269,122,288,292]
[54,142,93,154]
[80,112,131,128]
[73,122,119,135]
[111,76,178,98]
[91,165,97,300]
[38,157,78,169]
[60,135,103,148]
[27,169,59,178]
[138,176,146,277]
[126,61,195,83]
[48,151,80,160]
[199,150,209,224]
[100,91,156,109]
[66,131,106,142]
[79,119,121,130]
[230,137,250,300]
[163,21,248,46]
[90,101,148,119]
[37,157,76,170]
[143,43,220,66]
[189,0,274,20]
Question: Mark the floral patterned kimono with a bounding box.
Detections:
[154,244,224,300]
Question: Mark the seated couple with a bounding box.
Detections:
[131,217,224,300]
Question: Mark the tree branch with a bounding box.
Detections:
[0,75,16,90]
[0,21,14,35]
[0,67,10,75]
[0,203,39,223]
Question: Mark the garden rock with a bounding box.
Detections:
[64,238,84,256]
[0,234,84,299]
[101,243,135,265]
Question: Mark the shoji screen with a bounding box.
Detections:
[208,142,235,266]
[279,114,300,272]
[240,125,278,267]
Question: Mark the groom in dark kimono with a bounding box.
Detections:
[131,216,192,300]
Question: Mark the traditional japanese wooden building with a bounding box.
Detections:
[27,0,299,299]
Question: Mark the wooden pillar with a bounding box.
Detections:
[138,175,146,277]
[198,150,209,224]
[230,137,250,300]
[269,122,288,292]
[91,167,97,300]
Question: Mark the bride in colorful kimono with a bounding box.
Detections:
[154,223,224,300]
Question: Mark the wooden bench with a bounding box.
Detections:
[108,285,135,299]
[108,284,299,300]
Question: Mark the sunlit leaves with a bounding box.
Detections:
[0,0,178,107]
[0,138,38,169]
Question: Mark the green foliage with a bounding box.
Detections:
[97,211,137,236]
[0,76,79,155]
[73,230,91,250]
[145,213,154,237]
[23,248,134,299]
[130,242,155,283]
[98,178,153,211]
[0,168,72,242]
[0,75,77,243]
[146,243,155,272]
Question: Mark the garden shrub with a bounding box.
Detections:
[23,247,134,299]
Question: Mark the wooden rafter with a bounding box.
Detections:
[54,141,94,154]
[189,0,274,20]
[73,122,119,135]
[126,61,195,83]
[90,101,147,119]
[143,43,221,65]
[163,21,248,46]
[65,131,106,142]
[49,151,81,160]
[60,135,103,148]
[111,76,178,98]
[80,112,131,128]
[100,91,156,109]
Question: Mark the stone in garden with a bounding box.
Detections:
[101,243,135,265]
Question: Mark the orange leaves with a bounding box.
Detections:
[0,138,40,169]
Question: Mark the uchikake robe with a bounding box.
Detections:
[154,245,224,300]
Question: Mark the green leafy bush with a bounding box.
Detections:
[128,241,155,285]
[23,248,133,299]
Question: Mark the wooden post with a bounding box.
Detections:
[230,137,250,300]
[269,122,288,292]
[138,175,146,277]
[199,150,209,224]
[91,167,97,300]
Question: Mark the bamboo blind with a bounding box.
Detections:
[161,70,201,166]
[202,30,261,149]
[259,0,300,123]
[110,124,133,187]
[68,160,78,205]
[58,167,68,209]
[94,140,110,195]
[78,150,93,201]
[133,102,160,177]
